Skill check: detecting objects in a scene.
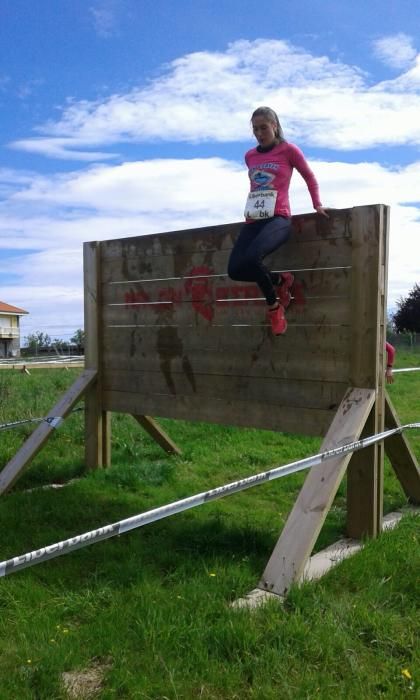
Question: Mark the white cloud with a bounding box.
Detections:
[2,285,84,342]
[10,158,246,215]
[2,37,420,337]
[89,0,120,38]
[1,155,420,338]
[372,33,417,70]
[10,137,118,161]
[8,38,420,160]
[373,55,420,94]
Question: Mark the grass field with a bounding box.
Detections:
[0,351,419,699]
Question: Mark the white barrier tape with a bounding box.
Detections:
[0,417,44,431]
[0,407,83,432]
[1,421,419,579]
[392,368,420,373]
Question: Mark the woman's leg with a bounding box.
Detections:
[228,217,292,305]
[227,223,260,281]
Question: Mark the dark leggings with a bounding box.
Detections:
[227,216,292,306]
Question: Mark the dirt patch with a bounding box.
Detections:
[62,658,112,699]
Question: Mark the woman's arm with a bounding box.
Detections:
[289,144,328,217]
[385,341,396,384]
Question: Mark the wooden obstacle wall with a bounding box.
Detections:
[87,206,380,441]
[2,203,419,597]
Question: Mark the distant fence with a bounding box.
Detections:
[0,356,84,370]
[387,333,420,349]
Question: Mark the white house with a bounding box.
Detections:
[0,301,29,358]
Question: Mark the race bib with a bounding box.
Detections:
[244,190,277,220]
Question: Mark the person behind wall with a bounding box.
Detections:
[386,341,396,384]
[228,105,329,336]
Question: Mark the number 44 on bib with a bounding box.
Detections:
[244,190,277,220]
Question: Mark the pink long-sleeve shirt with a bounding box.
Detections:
[245,142,322,219]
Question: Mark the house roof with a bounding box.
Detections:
[0,301,29,315]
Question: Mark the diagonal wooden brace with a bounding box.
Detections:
[132,415,182,455]
[258,387,375,597]
[0,369,97,495]
[384,392,420,503]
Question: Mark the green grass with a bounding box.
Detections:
[0,354,419,699]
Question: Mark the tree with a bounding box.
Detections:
[52,338,66,354]
[24,331,51,353]
[392,283,420,333]
[70,329,85,351]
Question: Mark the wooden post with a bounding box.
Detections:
[377,205,390,528]
[84,241,111,469]
[258,387,376,596]
[347,205,388,538]
[346,409,379,538]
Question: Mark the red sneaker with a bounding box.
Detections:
[268,304,287,335]
[278,272,295,308]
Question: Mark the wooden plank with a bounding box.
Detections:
[103,370,347,412]
[346,409,380,538]
[99,209,352,261]
[101,237,352,286]
[102,323,352,356]
[377,205,390,530]
[103,390,336,436]
[100,222,241,261]
[347,204,388,537]
[84,241,111,469]
[384,392,420,502]
[102,295,350,329]
[84,241,100,371]
[292,208,352,242]
[102,322,352,397]
[103,347,350,383]
[101,267,351,305]
[258,387,375,596]
[0,369,97,495]
[349,205,386,388]
[132,415,181,455]
[102,410,112,469]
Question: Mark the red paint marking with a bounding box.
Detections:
[291,278,306,312]
[184,265,215,321]
[158,287,183,309]
[122,269,293,320]
[215,285,230,301]
[124,288,150,307]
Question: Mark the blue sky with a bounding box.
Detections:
[1,0,420,341]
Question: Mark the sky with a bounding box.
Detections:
[1,0,420,343]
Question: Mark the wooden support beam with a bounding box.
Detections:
[258,387,375,597]
[346,409,380,538]
[0,369,97,495]
[347,204,388,537]
[84,241,111,469]
[102,410,112,468]
[384,392,420,503]
[132,415,182,455]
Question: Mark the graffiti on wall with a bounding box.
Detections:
[124,265,306,322]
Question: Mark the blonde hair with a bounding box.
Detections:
[251,106,285,142]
